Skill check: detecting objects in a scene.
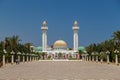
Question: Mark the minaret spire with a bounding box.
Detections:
[41,21,48,52]
[74,21,78,26]
[72,20,79,52]
[42,21,47,27]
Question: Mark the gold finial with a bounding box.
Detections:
[42,21,47,27]
[74,21,78,26]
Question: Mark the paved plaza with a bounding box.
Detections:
[0,61,120,80]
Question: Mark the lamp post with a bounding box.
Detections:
[92,52,95,62]
[85,53,87,61]
[33,54,35,61]
[22,53,25,63]
[26,53,29,62]
[10,50,15,64]
[114,49,119,65]
[36,54,38,61]
[100,52,104,64]
[85,54,88,61]
[95,52,98,62]
[31,54,33,61]
[32,54,34,61]
[30,54,32,62]
[89,54,91,61]
[106,50,110,64]
[81,54,84,61]
[17,52,21,64]
[35,55,37,61]
[3,49,7,65]
[34,54,36,61]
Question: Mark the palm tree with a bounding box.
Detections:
[113,30,120,42]
[113,30,120,62]
[24,43,32,53]
[9,35,20,52]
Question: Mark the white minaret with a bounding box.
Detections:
[72,21,79,52]
[41,21,48,52]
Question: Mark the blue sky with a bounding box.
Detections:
[0,0,120,47]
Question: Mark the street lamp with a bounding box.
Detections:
[85,53,89,61]
[36,54,38,61]
[32,54,35,61]
[22,53,25,63]
[17,52,21,64]
[106,50,110,64]
[31,54,33,61]
[29,54,32,62]
[100,51,104,64]
[88,54,91,61]
[91,52,95,62]
[26,53,29,62]
[10,50,15,64]
[114,49,119,65]
[3,49,7,65]
[95,52,99,62]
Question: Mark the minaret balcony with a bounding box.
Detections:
[72,27,79,30]
[41,27,48,30]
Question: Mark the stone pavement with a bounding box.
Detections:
[0,60,120,80]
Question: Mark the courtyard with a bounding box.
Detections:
[0,61,120,80]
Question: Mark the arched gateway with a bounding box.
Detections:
[39,21,80,59]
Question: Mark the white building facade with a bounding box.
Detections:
[41,21,80,59]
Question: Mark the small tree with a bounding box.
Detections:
[78,50,82,59]
[41,52,46,60]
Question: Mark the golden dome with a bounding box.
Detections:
[53,40,67,47]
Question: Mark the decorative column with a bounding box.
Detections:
[85,54,87,61]
[33,55,35,61]
[34,55,36,61]
[3,49,7,66]
[72,21,79,52]
[2,54,5,65]
[31,54,33,61]
[106,51,110,64]
[11,50,15,64]
[85,55,87,61]
[86,54,89,61]
[95,52,98,62]
[92,52,95,62]
[26,53,29,62]
[96,55,98,62]
[87,55,89,61]
[17,52,21,64]
[32,54,34,61]
[115,54,118,65]
[41,21,48,52]
[114,49,119,65]
[30,54,32,62]
[35,55,37,61]
[22,53,25,63]
[36,56,38,60]
[82,55,84,61]
[100,52,104,64]
[89,55,91,61]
